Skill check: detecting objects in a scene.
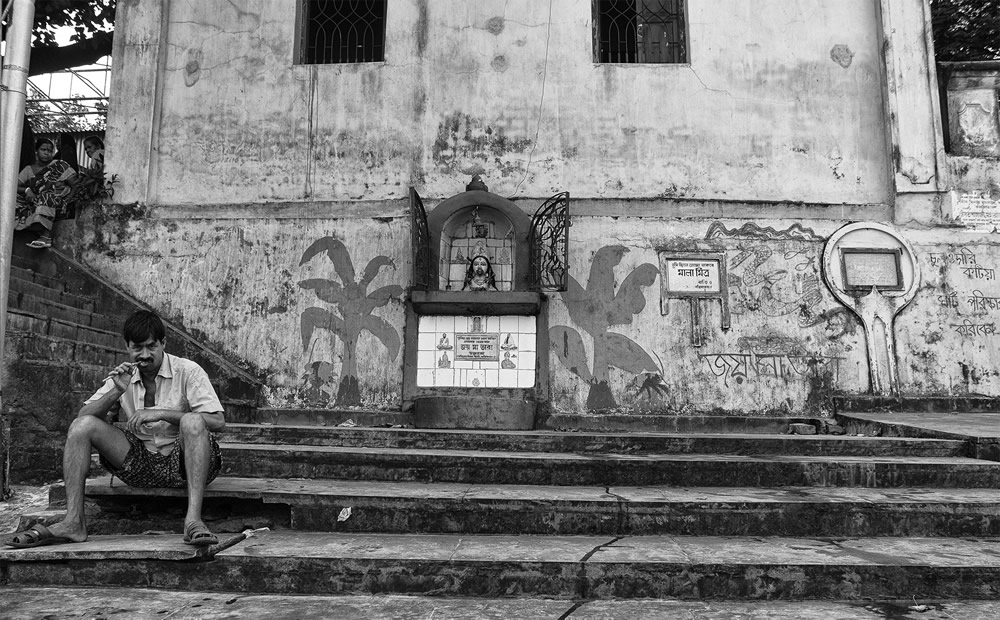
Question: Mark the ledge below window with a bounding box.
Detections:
[409,290,544,315]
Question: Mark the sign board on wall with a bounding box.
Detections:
[658,251,730,346]
[455,333,500,361]
[840,248,903,292]
[663,259,722,294]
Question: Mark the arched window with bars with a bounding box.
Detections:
[299,0,387,64]
[596,0,688,64]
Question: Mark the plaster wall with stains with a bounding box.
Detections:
[546,221,1000,414]
[897,232,1000,396]
[74,213,408,408]
[109,0,891,207]
[545,219,868,414]
[73,208,1000,413]
[83,0,1000,412]
[942,66,1000,202]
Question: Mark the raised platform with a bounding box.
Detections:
[5,532,1000,600]
[7,411,1000,605]
[5,587,1000,619]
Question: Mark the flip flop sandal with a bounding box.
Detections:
[183,521,219,547]
[6,523,75,549]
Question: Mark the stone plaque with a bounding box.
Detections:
[664,259,721,293]
[841,249,902,291]
[455,333,499,361]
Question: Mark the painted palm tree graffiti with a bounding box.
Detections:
[298,237,403,406]
[550,245,660,409]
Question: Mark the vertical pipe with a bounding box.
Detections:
[0,0,36,403]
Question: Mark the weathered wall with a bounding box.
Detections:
[108,0,891,207]
[546,219,867,414]
[83,0,1000,414]
[72,207,1000,413]
[900,233,1000,396]
[73,210,408,409]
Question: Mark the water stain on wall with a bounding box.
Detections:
[433,112,534,175]
[830,44,855,69]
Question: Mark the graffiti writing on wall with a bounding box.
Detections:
[937,290,1000,312]
[928,247,977,267]
[952,321,997,337]
[550,245,660,410]
[298,236,403,406]
[929,246,1000,338]
[928,246,995,281]
[963,266,996,281]
[700,335,842,387]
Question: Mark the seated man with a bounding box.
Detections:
[7,310,226,548]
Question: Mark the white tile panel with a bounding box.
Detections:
[416,369,435,387]
[517,369,535,388]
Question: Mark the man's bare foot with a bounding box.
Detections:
[39,520,88,543]
[6,521,86,548]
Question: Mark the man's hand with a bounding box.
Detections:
[125,409,160,434]
[106,362,137,393]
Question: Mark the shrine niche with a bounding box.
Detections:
[440,206,513,292]
[404,177,570,430]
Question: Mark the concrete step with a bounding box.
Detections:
[230,408,413,426]
[837,411,1000,461]
[6,330,122,367]
[8,289,121,333]
[543,413,828,433]
[12,360,111,392]
[3,532,1000,600]
[241,411,827,433]
[34,475,1000,538]
[215,443,1000,487]
[8,262,79,296]
[6,309,121,350]
[7,275,97,312]
[10,587,1000,620]
[221,424,970,457]
[835,395,1000,414]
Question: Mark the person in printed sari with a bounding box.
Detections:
[16,138,78,249]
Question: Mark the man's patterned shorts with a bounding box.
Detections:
[100,430,222,488]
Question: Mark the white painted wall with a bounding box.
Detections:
[108,0,892,207]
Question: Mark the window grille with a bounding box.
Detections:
[301,0,386,64]
[596,0,687,64]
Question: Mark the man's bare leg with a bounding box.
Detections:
[45,416,131,542]
[179,413,213,532]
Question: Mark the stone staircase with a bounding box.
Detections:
[4,408,1000,602]
[2,240,265,484]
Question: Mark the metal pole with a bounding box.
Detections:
[0,0,36,404]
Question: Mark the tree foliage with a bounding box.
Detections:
[932,0,1000,61]
[1,0,115,75]
[25,97,105,133]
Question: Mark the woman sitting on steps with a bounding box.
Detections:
[16,138,78,249]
